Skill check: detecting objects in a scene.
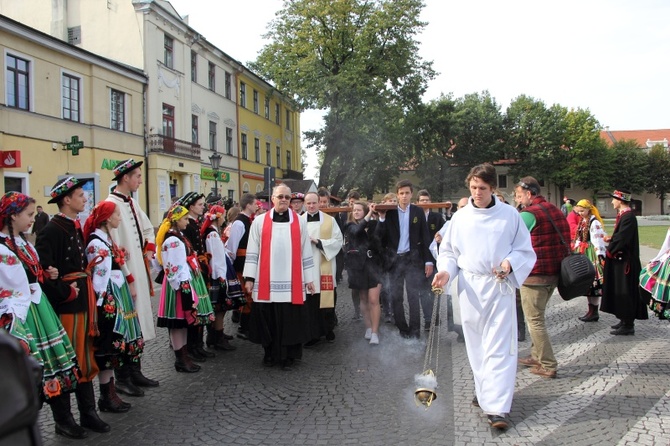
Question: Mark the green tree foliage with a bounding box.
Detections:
[645,144,670,214]
[411,92,504,198]
[607,139,648,194]
[251,0,435,194]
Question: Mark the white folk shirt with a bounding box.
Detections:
[106,193,157,340]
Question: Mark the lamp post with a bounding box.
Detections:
[209,151,222,199]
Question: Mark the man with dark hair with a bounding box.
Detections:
[514,176,569,379]
[31,205,49,236]
[226,193,259,340]
[37,177,110,438]
[106,159,159,395]
[417,189,444,330]
[601,189,648,335]
[376,179,433,338]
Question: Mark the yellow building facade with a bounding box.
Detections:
[0,15,146,219]
[237,69,301,196]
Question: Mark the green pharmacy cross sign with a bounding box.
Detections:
[65,135,84,156]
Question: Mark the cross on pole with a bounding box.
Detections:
[65,135,84,156]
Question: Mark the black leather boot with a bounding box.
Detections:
[50,394,88,439]
[76,381,110,433]
[174,346,200,373]
[115,363,144,396]
[580,304,600,322]
[98,378,131,413]
[195,325,215,358]
[611,320,634,335]
[187,326,207,362]
[213,329,237,351]
[129,359,159,387]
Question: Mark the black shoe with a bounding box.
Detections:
[611,320,623,329]
[611,325,635,336]
[115,378,144,397]
[129,362,159,387]
[304,339,321,347]
[196,344,216,358]
[55,418,88,439]
[472,396,479,407]
[325,331,335,342]
[487,415,509,430]
[187,346,207,362]
[280,360,293,371]
[80,411,111,433]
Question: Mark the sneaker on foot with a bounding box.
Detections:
[364,328,372,340]
[369,333,379,345]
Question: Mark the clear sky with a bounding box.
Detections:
[167,0,669,178]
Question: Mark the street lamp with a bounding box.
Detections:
[209,151,222,199]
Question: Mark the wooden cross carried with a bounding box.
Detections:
[319,202,452,214]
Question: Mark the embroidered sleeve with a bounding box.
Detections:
[0,245,32,321]
[86,239,111,302]
[589,218,607,257]
[162,236,190,290]
[206,231,228,281]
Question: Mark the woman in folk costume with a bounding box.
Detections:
[572,199,607,322]
[83,201,144,413]
[344,201,383,345]
[156,205,214,373]
[177,191,213,362]
[200,205,244,351]
[432,164,535,430]
[640,226,670,321]
[0,192,80,402]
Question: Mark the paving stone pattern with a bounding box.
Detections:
[37,246,670,445]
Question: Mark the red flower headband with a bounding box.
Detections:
[0,192,31,222]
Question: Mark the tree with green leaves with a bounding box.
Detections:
[645,144,670,215]
[606,139,648,194]
[251,0,435,195]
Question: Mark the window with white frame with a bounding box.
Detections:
[191,51,197,81]
[254,138,260,162]
[241,133,248,159]
[253,90,259,114]
[191,114,199,145]
[209,121,217,150]
[110,89,125,131]
[164,34,174,68]
[225,127,233,155]
[208,62,215,91]
[62,73,80,122]
[264,97,270,119]
[285,109,291,130]
[275,103,280,125]
[224,72,231,99]
[286,150,291,170]
[266,142,271,166]
[6,54,30,110]
[497,174,508,189]
[276,146,281,168]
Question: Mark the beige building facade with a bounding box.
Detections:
[0,14,146,220]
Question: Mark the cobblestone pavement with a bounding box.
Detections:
[37,246,670,446]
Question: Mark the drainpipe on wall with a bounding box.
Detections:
[235,66,243,198]
[142,81,151,219]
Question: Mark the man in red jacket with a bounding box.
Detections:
[514,177,570,379]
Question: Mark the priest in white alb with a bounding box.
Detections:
[106,159,160,392]
[432,163,535,431]
[301,191,343,346]
[243,184,315,370]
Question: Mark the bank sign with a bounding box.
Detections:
[201,168,230,182]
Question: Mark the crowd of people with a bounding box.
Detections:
[1,160,667,439]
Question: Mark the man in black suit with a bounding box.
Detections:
[376,180,434,338]
[417,189,445,330]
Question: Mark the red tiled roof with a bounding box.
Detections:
[600,129,670,148]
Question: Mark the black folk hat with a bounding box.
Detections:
[610,189,632,203]
[47,176,89,204]
[113,159,143,181]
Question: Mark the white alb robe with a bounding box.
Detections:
[243,210,314,303]
[106,193,157,340]
[301,211,343,299]
[437,197,536,415]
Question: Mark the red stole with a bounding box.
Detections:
[259,210,304,304]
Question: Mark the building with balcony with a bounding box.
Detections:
[0,14,146,221]
[1,0,244,224]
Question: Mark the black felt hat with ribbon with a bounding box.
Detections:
[112,159,143,181]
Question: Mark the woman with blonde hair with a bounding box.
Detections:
[572,199,607,322]
[155,205,214,373]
